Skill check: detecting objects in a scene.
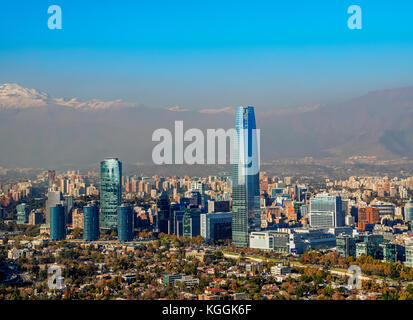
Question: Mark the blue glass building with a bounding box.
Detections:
[50,204,65,240]
[232,106,260,248]
[117,204,134,242]
[84,205,100,241]
[100,158,122,229]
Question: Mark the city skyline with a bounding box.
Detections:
[3,0,413,305]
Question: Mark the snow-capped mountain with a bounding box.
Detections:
[1,82,413,168]
[0,83,141,110]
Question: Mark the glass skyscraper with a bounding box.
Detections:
[100,158,122,229]
[232,106,260,248]
[84,205,100,241]
[50,204,66,240]
[117,204,134,242]
[183,208,201,238]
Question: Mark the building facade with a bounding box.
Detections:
[200,212,232,242]
[309,194,344,228]
[232,106,260,248]
[16,203,30,224]
[45,187,64,225]
[100,158,122,229]
[157,191,170,234]
[50,204,66,240]
[358,207,380,231]
[405,199,413,222]
[117,204,133,242]
[183,208,201,238]
[84,205,100,241]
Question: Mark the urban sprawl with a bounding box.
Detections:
[1,107,413,300]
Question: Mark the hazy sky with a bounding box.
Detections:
[1,0,413,110]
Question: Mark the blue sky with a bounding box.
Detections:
[1,0,413,109]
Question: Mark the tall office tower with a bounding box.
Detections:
[232,106,260,248]
[117,204,133,242]
[183,208,201,238]
[29,209,43,225]
[64,195,74,225]
[294,184,307,202]
[358,206,380,231]
[100,158,122,229]
[172,210,185,236]
[16,203,30,224]
[50,204,66,240]
[157,191,170,234]
[405,199,413,222]
[46,186,64,225]
[168,203,181,234]
[84,205,100,241]
[309,194,344,228]
[48,169,56,188]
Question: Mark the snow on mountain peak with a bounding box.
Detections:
[0,83,141,110]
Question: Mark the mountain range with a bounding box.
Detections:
[1,83,413,169]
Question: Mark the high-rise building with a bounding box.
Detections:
[29,209,43,225]
[405,199,413,222]
[100,158,122,229]
[157,191,170,234]
[46,186,64,225]
[72,209,84,229]
[358,206,380,231]
[168,204,181,235]
[183,208,201,238]
[50,204,66,240]
[64,195,74,225]
[16,203,30,224]
[84,205,100,241]
[294,185,307,202]
[371,203,395,218]
[117,204,133,242]
[232,106,260,248]
[200,212,232,242]
[48,169,56,188]
[309,194,344,228]
[171,210,185,236]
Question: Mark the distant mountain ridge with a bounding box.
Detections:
[0,83,142,110]
[1,83,413,169]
